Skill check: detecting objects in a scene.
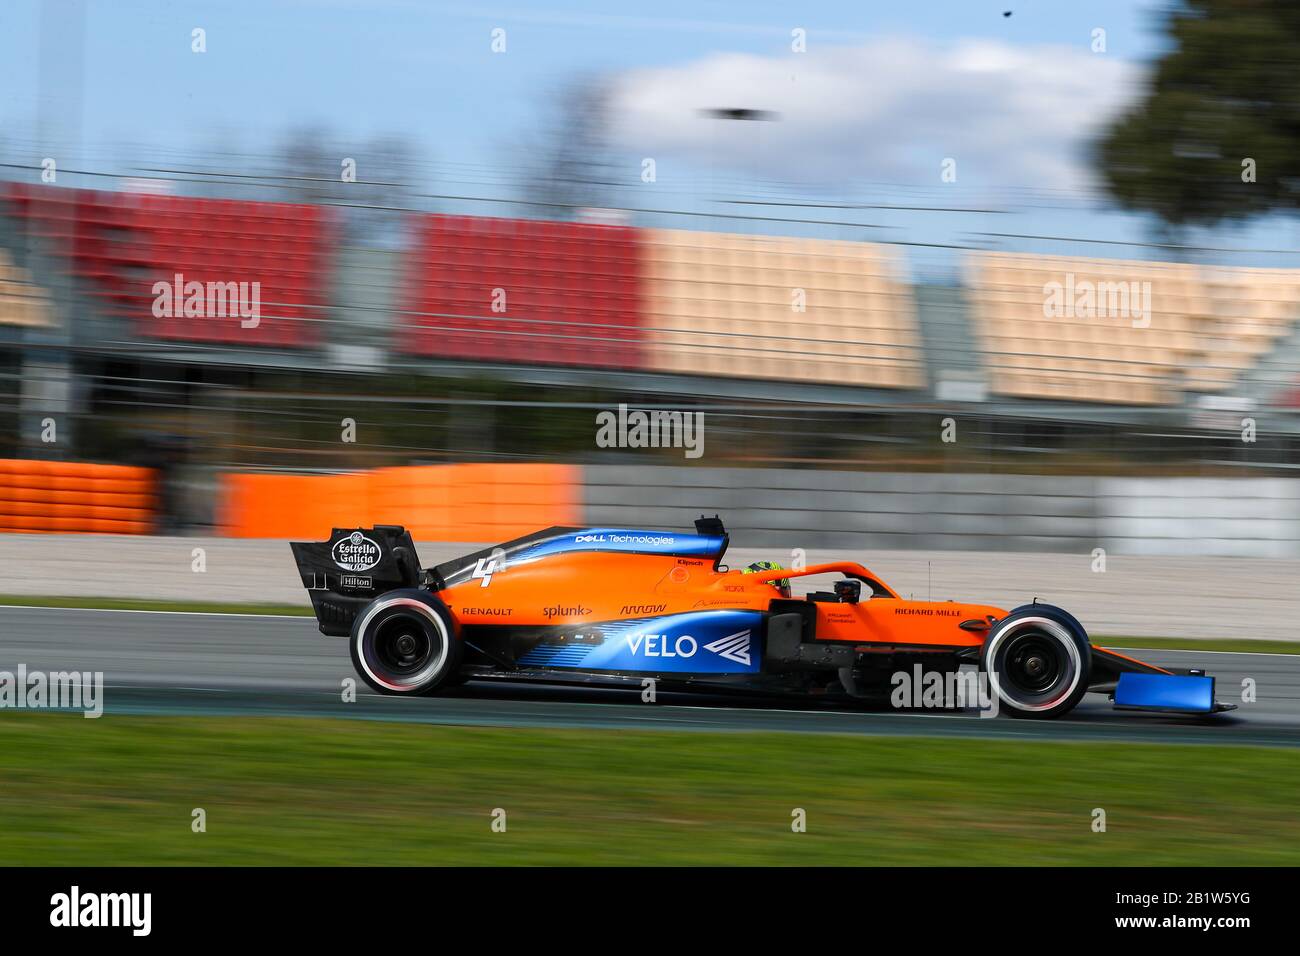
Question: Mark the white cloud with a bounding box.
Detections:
[608,37,1143,191]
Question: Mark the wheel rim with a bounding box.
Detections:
[1005,634,1063,693]
[356,598,449,692]
[374,617,432,675]
[986,617,1081,712]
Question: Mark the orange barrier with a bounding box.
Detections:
[218,463,581,541]
[0,459,156,533]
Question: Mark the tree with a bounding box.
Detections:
[1095,0,1300,229]
[518,74,622,218]
[273,128,421,244]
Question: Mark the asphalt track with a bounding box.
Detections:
[2,606,1299,746]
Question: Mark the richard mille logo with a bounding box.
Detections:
[703,630,752,665]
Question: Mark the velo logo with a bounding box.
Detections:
[703,630,752,665]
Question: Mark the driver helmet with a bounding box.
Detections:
[743,560,792,598]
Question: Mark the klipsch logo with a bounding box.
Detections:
[703,630,752,665]
[332,532,381,572]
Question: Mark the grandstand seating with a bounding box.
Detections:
[641,229,924,388]
[967,253,1217,404]
[0,250,53,328]
[135,194,333,346]
[399,215,644,368]
[5,184,150,317]
[1199,266,1300,392]
[5,183,1299,405]
[4,184,333,346]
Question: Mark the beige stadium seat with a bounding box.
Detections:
[642,229,924,389]
[967,252,1300,403]
[0,251,53,328]
[968,253,1201,404]
[1198,267,1300,391]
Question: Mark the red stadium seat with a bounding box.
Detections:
[398,214,646,369]
[2,184,334,347]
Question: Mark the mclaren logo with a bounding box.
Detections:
[703,629,752,665]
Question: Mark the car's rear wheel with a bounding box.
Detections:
[980,605,1091,719]
[350,590,462,695]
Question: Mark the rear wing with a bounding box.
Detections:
[289,525,423,636]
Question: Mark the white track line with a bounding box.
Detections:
[1101,646,1300,660]
[0,605,308,619]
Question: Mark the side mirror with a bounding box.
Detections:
[833,579,862,604]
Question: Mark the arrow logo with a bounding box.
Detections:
[703,629,752,665]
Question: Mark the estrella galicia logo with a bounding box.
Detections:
[332,531,381,572]
[703,629,752,665]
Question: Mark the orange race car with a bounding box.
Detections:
[291,516,1234,719]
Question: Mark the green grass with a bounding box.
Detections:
[0,594,312,616]
[1096,637,1300,656]
[0,714,1295,865]
[2,595,1296,655]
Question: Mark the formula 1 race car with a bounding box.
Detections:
[291,517,1234,719]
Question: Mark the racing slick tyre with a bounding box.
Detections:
[349,589,463,695]
[980,604,1091,719]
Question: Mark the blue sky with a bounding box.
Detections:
[0,1,1161,147]
[2,0,1296,276]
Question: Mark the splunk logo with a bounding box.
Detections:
[152,272,262,329]
[0,665,103,718]
[543,603,591,620]
[890,664,999,718]
[50,886,151,936]
[595,404,704,459]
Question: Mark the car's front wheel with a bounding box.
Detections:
[349,590,462,695]
[980,605,1091,719]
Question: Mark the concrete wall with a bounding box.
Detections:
[581,467,1300,557]
[1097,477,1300,558]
